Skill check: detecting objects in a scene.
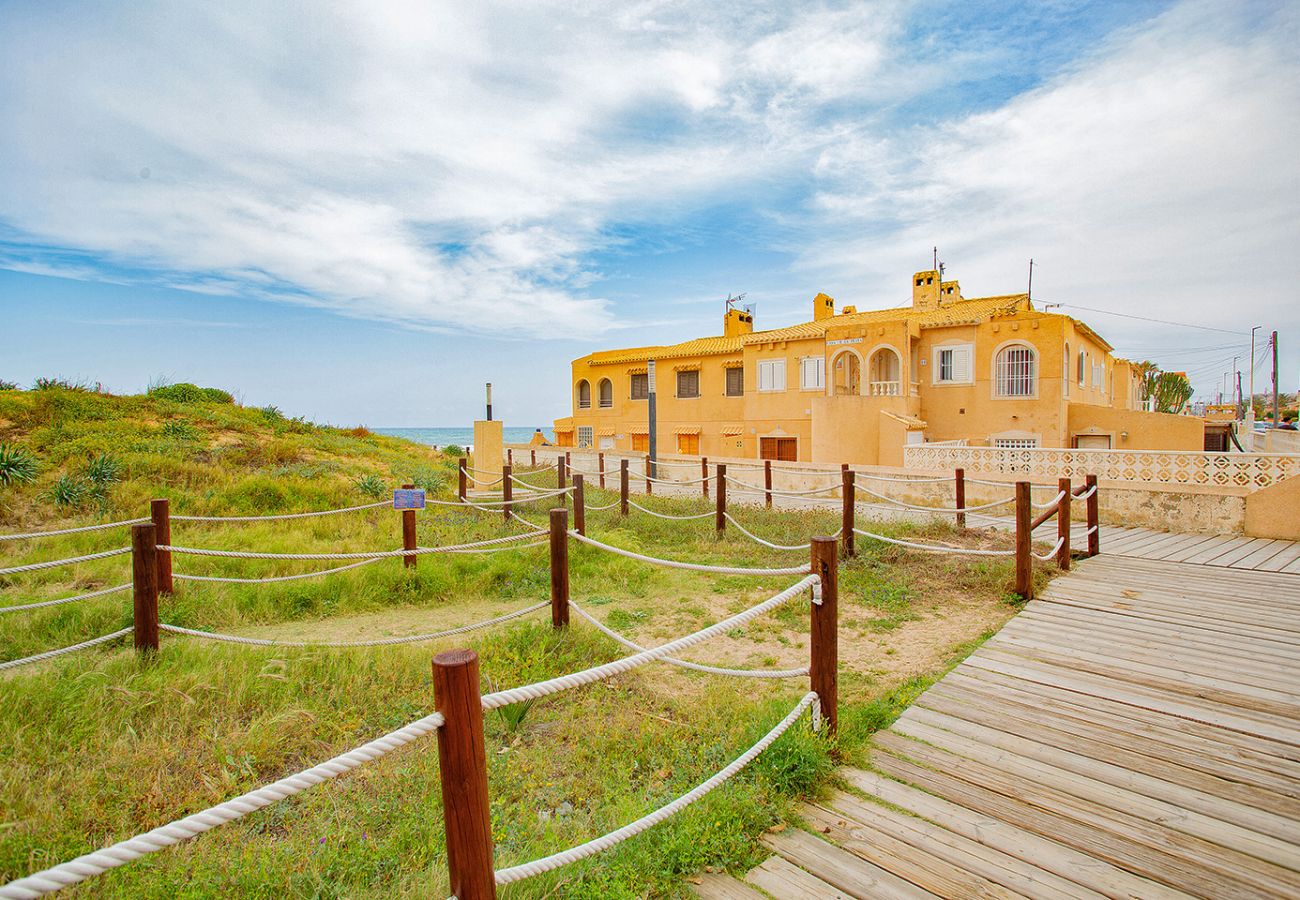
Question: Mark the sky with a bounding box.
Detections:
[1,0,1297,426]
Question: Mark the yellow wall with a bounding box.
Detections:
[1244,476,1300,540]
[1067,404,1202,450]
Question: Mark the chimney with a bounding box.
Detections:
[813,292,835,321]
[911,271,940,310]
[724,307,754,337]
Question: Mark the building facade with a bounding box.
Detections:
[552,270,1202,465]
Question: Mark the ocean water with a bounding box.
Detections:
[374,427,545,450]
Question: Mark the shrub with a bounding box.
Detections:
[32,377,90,391]
[85,453,124,487]
[443,444,465,457]
[260,405,285,425]
[345,426,372,438]
[0,379,17,391]
[356,474,386,499]
[147,382,233,404]
[161,420,201,441]
[409,467,446,495]
[0,442,39,486]
[43,474,91,509]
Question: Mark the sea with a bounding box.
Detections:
[374,427,545,451]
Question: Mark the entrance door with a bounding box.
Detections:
[1073,434,1111,450]
[759,437,798,461]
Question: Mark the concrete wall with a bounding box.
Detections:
[1244,476,1300,540]
[1067,404,1204,451]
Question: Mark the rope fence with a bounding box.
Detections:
[0,582,132,614]
[0,547,131,577]
[0,518,148,541]
[171,502,388,523]
[568,531,810,577]
[0,627,134,672]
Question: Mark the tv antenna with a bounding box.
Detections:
[725,292,748,315]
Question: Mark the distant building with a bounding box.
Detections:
[553,269,1203,464]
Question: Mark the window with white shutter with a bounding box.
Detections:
[800,356,825,390]
[933,344,973,384]
[758,359,786,392]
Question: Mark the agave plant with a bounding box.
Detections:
[0,379,17,390]
[44,474,90,509]
[0,442,39,487]
[85,453,124,487]
[355,474,386,499]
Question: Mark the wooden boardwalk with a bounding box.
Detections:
[694,555,1300,899]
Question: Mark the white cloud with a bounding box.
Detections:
[798,0,1300,394]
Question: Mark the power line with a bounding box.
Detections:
[1038,301,1250,336]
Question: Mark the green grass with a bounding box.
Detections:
[0,387,1037,896]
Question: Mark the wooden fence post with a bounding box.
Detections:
[810,536,838,737]
[620,459,629,516]
[557,455,567,495]
[598,452,606,490]
[1015,481,1033,601]
[955,467,966,530]
[458,458,468,503]
[507,448,513,467]
[1056,477,1071,571]
[645,456,652,496]
[549,508,570,628]
[701,456,709,499]
[131,523,160,653]
[531,448,537,467]
[573,474,586,536]
[503,465,516,523]
[715,463,727,536]
[433,649,497,900]
[150,498,173,594]
[402,483,418,569]
[764,459,773,508]
[841,469,855,559]
[1086,474,1100,557]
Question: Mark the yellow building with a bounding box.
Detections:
[553,270,1203,465]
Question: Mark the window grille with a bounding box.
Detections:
[577,426,593,448]
[995,345,1036,397]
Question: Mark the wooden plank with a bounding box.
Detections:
[952,667,1300,778]
[1098,528,1174,555]
[746,855,849,899]
[839,769,1189,900]
[1202,537,1286,568]
[691,873,770,900]
[1256,541,1300,573]
[800,803,1024,899]
[1044,563,1300,606]
[1034,593,1300,649]
[1157,533,1239,563]
[1177,534,1259,564]
[824,791,1105,900]
[963,651,1300,748]
[873,737,1292,899]
[1081,554,1300,591]
[894,708,1300,850]
[926,677,1300,806]
[763,828,937,899]
[1125,532,1212,561]
[1238,540,1298,571]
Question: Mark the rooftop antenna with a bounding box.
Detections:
[1027,258,1034,302]
[725,292,747,314]
[932,246,938,271]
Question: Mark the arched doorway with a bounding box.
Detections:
[832,351,860,396]
[868,348,901,396]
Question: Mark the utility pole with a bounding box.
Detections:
[1249,325,1260,422]
[647,359,657,480]
[1271,331,1280,427]
[485,383,492,421]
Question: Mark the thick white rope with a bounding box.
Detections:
[0,627,134,672]
[854,471,951,484]
[645,459,701,469]
[174,557,386,584]
[462,487,572,506]
[721,514,808,551]
[1086,525,1099,535]
[568,531,810,577]
[626,500,714,521]
[0,518,148,541]
[0,547,131,577]
[851,528,1014,556]
[494,692,820,884]
[570,601,808,678]
[1033,536,1067,561]
[171,502,387,523]
[724,477,841,498]
[645,474,709,486]
[158,602,548,647]
[584,500,621,512]
[0,582,132,614]
[158,531,538,561]
[448,538,550,554]
[1074,485,1098,500]
[1031,490,1067,510]
[854,486,1014,514]
[480,575,818,711]
[507,511,548,533]
[0,710,446,899]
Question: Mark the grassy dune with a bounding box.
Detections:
[0,386,1045,897]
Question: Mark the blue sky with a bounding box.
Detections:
[1,0,1296,425]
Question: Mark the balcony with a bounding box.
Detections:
[869,380,901,397]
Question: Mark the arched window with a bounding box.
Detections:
[598,378,613,408]
[576,380,591,409]
[1063,343,1070,398]
[832,351,861,396]
[1077,350,1086,385]
[995,344,1037,397]
[867,348,901,396]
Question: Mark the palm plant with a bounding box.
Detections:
[0,443,39,486]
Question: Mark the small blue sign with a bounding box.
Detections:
[393,488,426,510]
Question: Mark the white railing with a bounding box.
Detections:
[869,381,901,397]
[903,445,1298,491]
